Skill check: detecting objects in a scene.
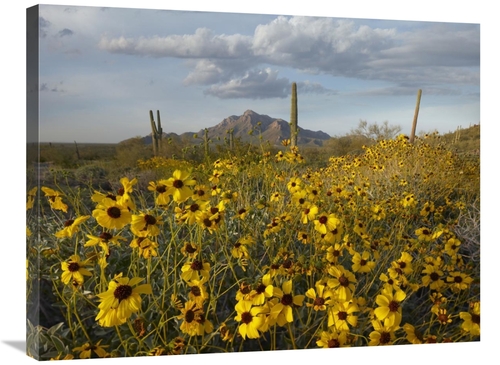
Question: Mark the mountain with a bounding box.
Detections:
[200,110,330,146]
[132,110,330,147]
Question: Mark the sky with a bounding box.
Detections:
[33,3,480,143]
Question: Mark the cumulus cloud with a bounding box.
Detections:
[296,81,337,95]
[58,28,74,37]
[97,15,479,99]
[204,68,289,99]
[98,28,253,59]
[39,16,51,38]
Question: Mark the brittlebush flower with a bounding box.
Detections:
[314,213,341,235]
[178,300,204,336]
[305,282,334,311]
[328,300,359,331]
[130,212,163,237]
[248,273,274,306]
[270,280,305,327]
[327,265,357,302]
[147,180,171,206]
[55,215,90,238]
[95,275,152,327]
[421,264,445,290]
[130,236,158,259]
[116,176,137,211]
[181,260,210,282]
[403,323,423,344]
[41,186,68,212]
[85,232,126,256]
[165,169,196,203]
[92,198,131,230]
[72,340,109,359]
[460,302,480,336]
[316,329,349,348]
[187,278,210,306]
[61,255,92,287]
[373,287,406,329]
[369,319,396,346]
[351,250,376,273]
[446,271,474,292]
[234,300,266,339]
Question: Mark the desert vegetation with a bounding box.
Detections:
[26,123,480,359]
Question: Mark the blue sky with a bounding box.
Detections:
[35,3,480,143]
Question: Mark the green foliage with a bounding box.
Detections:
[350,119,402,141]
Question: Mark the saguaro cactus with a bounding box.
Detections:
[409,89,422,144]
[227,128,234,150]
[290,82,298,148]
[149,110,163,156]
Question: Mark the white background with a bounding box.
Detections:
[2,1,495,364]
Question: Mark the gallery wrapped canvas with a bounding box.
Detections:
[26,3,480,361]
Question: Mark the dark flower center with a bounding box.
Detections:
[454,276,463,283]
[304,208,310,215]
[190,286,201,297]
[67,262,80,272]
[173,180,184,189]
[144,214,157,225]
[327,339,340,348]
[191,261,203,271]
[331,228,338,235]
[211,207,219,215]
[185,310,195,323]
[114,284,133,302]
[339,275,350,287]
[389,301,399,312]
[64,219,74,227]
[282,259,292,269]
[238,208,247,215]
[471,314,480,324]
[319,216,328,224]
[203,218,212,228]
[156,185,167,193]
[197,189,205,197]
[314,297,325,307]
[337,311,348,320]
[256,283,266,294]
[438,313,449,324]
[360,259,367,266]
[107,206,121,219]
[398,262,407,269]
[299,198,305,205]
[281,294,293,306]
[241,312,253,324]
[380,332,391,344]
[117,187,125,196]
[234,242,242,249]
[106,194,117,201]
[430,272,440,281]
[99,232,113,241]
[185,243,197,254]
[190,204,200,212]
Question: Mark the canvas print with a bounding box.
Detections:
[26,4,480,361]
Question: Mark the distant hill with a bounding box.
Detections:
[128,110,330,147]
